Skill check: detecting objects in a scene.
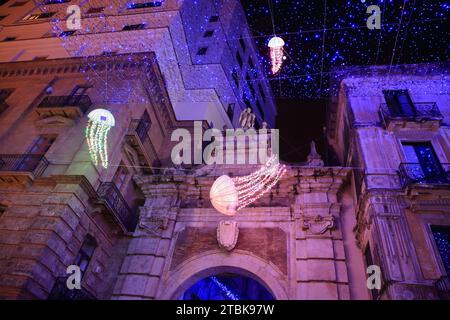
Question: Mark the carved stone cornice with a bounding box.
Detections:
[0,52,159,79]
[51,174,98,200]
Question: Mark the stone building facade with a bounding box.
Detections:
[0,0,276,128]
[328,63,450,299]
[0,2,449,301]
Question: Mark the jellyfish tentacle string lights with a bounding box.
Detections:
[209,155,287,216]
[268,35,286,74]
[85,109,115,169]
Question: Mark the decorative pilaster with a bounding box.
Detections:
[290,167,352,300]
[112,174,181,299]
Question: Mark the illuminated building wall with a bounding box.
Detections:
[328,63,450,299]
[0,0,276,129]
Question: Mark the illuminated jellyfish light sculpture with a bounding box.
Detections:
[209,156,287,216]
[268,36,286,74]
[85,109,115,168]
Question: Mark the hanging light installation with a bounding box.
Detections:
[209,155,287,215]
[85,108,115,168]
[268,36,286,74]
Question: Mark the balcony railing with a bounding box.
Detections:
[380,102,443,124]
[36,95,92,118]
[398,162,450,188]
[0,154,49,177]
[126,119,158,173]
[96,182,137,232]
[48,277,96,300]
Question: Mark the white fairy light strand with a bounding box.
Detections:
[233,155,287,210]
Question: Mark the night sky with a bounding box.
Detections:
[240,0,449,162]
[242,0,449,98]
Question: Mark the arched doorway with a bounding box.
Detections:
[180,273,275,300]
[158,251,288,300]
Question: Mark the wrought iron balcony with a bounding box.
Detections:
[125,118,158,173]
[36,95,92,119]
[398,162,450,188]
[0,154,49,182]
[96,182,138,232]
[48,277,96,300]
[379,102,443,129]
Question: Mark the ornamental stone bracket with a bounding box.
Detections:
[136,206,174,237]
[301,215,335,235]
[216,220,239,251]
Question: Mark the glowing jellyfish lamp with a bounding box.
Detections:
[210,156,287,216]
[85,108,115,169]
[268,36,285,74]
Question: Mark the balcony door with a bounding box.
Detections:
[402,142,446,183]
[136,110,151,140]
[17,135,56,171]
[383,90,416,117]
[68,85,89,105]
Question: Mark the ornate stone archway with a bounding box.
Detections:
[157,250,289,300]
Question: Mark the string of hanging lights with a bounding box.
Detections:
[85,109,115,169]
[209,155,287,216]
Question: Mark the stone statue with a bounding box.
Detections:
[239,108,255,130]
[262,121,268,129]
[307,141,324,167]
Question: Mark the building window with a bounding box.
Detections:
[231,68,239,88]
[44,0,71,4]
[59,30,76,37]
[203,30,214,38]
[101,50,117,56]
[122,23,146,31]
[113,162,129,191]
[0,0,8,6]
[0,15,8,21]
[401,142,446,184]
[256,100,264,121]
[248,57,255,70]
[245,73,255,97]
[227,103,235,122]
[197,47,208,55]
[74,235,97,279]
[431,225,450,276]
[127,1,163,9]
[0,102,8,114]
[239,37,246,52]
[86,7,104,14]
[23,12,56,20]
[0,203,6,217]
[10,1,27,6]
[209,15,219,22]
[0,88,14,101]
[28,135,56,155]
[15,135,55,171]
[383,89,415,117]
[2,37,16,42]
[236,51,243,68]
[258,83,266,103]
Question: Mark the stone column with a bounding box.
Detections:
[292,168,351,299]
[358,194,438,299]
[112,175,180,299]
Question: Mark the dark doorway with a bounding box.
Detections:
[180,273,274,300]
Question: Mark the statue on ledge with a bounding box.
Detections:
[307,141,324,167]
[238,108,256,130]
